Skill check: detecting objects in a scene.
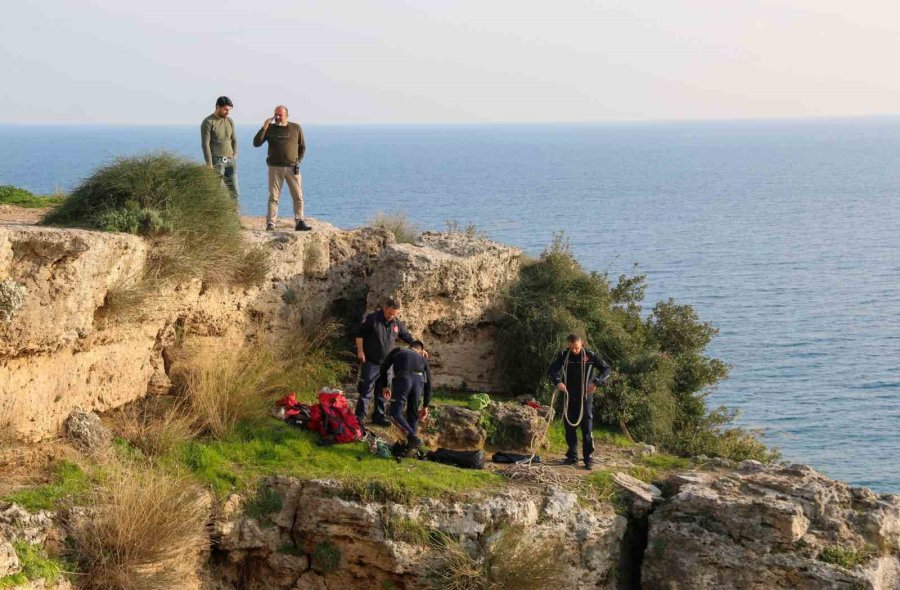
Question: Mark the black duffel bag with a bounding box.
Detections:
[426,448,485,470]
[491,452,541,464]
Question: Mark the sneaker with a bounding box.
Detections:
[295,219,312,231]
[562,456,578,466]
[266,223,275,232]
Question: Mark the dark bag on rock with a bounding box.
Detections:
[426,448,485,470]
[491,452,541,464]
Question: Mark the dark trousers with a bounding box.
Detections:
[212,158,239,199]
[389,375,424,437]
[356,362,389,422]
[563,393,594,463]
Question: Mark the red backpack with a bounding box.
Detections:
[307,388,363,444]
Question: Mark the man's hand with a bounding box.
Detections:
[586,383,598,395]
[422,349,429,358]
[357,352,366,364]
[419,406,429,420]
[556,383,568,393]
[263,117,272,130]
[382,387,392,400]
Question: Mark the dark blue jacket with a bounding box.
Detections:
[548,348,612,394]
[354,309,414,364]
[378,348,433,407]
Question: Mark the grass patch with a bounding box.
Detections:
[382,513,431,545]
[818,545,876,569]
[311,541,341,575]
[371,211,420,244]
[1,460,90,511]
[175,420,499,499]
[641,453,691,472]
[42,152,267,287]
[243,485,283,526]
[69,463,209,590]
[424,527,567,590]
[0,185,65,209]
[543,420,632,455]
[0,541,68,589]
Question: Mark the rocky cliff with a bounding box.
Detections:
[0,220,522,441]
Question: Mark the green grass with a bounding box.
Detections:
[174,420,500,500]
[243,485,283,526]
[311,541,341,575]
[382,513,431,545]
[543,420,633,454]
[1,461,91,511]
[641,453,691,471]
[818,545,876,569]
[0,185,65,209]
[0,542,68,589]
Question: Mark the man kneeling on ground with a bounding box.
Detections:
[378,340,432,453]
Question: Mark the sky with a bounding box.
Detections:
[2,0,900,124]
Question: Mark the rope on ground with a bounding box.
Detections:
[497,463,579,487]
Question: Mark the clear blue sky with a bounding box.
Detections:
[2,0,899,124]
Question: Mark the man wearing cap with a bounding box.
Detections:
[253,105,309,231]
[353,298,423,426]
[201,96,239,198]
[378,340,432,452]
[548,333,612,470]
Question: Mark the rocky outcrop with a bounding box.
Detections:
[0,222,518,441]
[642,464,900,589]
[208,477,627,590]
[367,232,523,391]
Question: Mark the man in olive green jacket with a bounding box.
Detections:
[200,96,239,198]
[253,105,310,231]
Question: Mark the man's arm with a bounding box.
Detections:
[423,361,433,408]
[230,118,238,158]
[548,351,566,386]
[396,320,414,346]
[201,120,213,165]
[378,348,399,391]
[589,351,612,386]
[253,122,269,148]
[297,124,306,162]
[353,314,373,363]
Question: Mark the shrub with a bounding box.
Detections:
[177,346,289,440]
[311,541,341,575]
[0,185,65,208]
[371,211,420,243]
[69,465,209,590]
[42,152,266,286]
[424,527,567,590]
[445,219,487,239]
[818,544,876,569]
[497,233,772,462]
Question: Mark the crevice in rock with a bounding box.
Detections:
[616,504,656,590]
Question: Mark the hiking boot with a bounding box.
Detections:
[295,218,312,231]
[584,461,593,471]
[406,435,422,452]
[266,222,275,232]
[562,456,578,466]
[372,417,392,427]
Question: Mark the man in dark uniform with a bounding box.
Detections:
[548,333,612,470]
[353,298,420,426]
[378,340,432,450]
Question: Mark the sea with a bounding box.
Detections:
[1,119,898,493]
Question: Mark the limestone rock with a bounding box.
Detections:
[485,402,546,452]
[0,534,19,577]
[0,503,56,546]
[65,408,112,451]
[642,463,900,589]
[420,404,485,450]
[366,231,523,391]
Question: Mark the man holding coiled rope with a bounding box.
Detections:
[548,334,612,470]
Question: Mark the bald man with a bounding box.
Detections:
[253,105,309,231]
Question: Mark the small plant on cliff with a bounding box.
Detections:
[0,541,68,589]
[69,464,209,590]
[818,544,876,569]
[497,233,775,462]
[311,541,341,575]
[371,211,420,243]
[42,152,267,287]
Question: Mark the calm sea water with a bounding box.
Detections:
[1,120,898,492]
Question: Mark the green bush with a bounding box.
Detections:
[42,152,263,286]
[497,233,774,462]
[0,185,65,208]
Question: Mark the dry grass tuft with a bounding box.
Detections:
[70,464,210,590]
[424,527,567,590]
[371,211,420,244]
[109,399,199,458]
[176,346,289,439]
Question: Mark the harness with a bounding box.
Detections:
[561,349,593,428]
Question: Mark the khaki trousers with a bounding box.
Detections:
[267,166,303,224]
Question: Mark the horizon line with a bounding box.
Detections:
[3,113,900,127]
